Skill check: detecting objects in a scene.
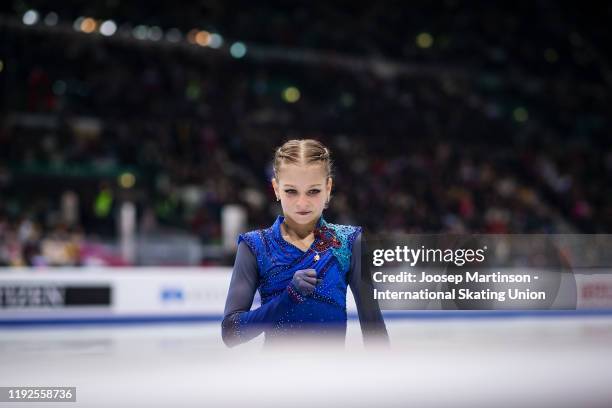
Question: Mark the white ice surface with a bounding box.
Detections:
[1,316,612,408]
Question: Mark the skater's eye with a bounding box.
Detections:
[307,189,321,196]
[284,189,297,195]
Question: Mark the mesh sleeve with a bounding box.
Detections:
[221,241,300,347]
[348,232,391,347]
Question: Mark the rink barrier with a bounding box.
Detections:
[1,267,611,326]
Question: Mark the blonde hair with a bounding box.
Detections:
[273,139,332,179]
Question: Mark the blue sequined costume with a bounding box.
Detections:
[222,215,389,347]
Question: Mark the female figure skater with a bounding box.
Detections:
[222,139,389,347]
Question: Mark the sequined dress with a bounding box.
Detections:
[221,215,388,347]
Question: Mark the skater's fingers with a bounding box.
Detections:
[301,276,317,285]
[296,281,315,295]
[301,269,317,278]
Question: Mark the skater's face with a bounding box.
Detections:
[272,163,332,225]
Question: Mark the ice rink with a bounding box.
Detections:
[1,313,612,408]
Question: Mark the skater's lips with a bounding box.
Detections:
[296,211,311,215]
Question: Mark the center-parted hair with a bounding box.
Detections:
[273,139,333,179]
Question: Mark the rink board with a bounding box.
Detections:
[0,267,611,324]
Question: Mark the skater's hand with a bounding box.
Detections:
[291,269,321,296]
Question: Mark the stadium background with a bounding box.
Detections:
[1,2,611,407]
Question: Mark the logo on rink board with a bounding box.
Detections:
[0,285,111,308]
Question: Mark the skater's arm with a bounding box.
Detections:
[349,233,390,347]
[221,242,301,347]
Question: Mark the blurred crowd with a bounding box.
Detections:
[0,2,610,266]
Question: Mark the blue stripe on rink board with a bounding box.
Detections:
[1,309,612,327]
[376,309,612,319]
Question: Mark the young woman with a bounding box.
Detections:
[222,139,389,347]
